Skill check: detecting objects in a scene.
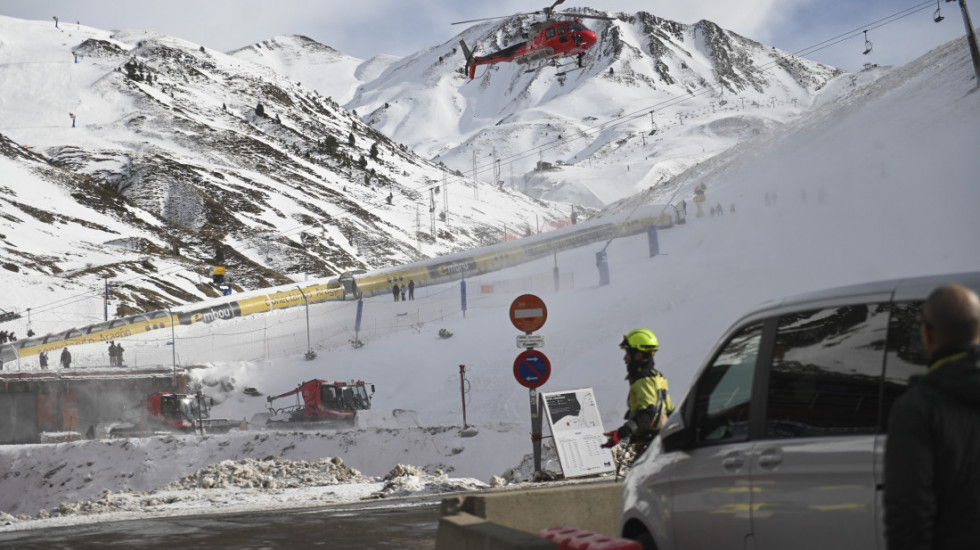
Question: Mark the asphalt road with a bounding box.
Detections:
[0,500,441,550]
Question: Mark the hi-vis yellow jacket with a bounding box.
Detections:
[627,369,674,433]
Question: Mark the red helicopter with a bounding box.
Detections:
[453,0,613,80]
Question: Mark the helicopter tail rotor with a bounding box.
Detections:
[459,40,474,65]
[459,40,478,79]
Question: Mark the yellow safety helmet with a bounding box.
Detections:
[620,328,659,353]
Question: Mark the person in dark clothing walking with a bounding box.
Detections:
[885,283,980,550]
[39,351,48,369]
[392,283,400,302]
[408,279,415,300]
[60,347,71,369]
[602,328,674,457]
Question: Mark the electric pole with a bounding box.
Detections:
[429,188,437,238]
[443,171,450,229]
[472,150,478,201]
[415,203,421,251]
[951,0,980,84]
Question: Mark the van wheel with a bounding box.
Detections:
[632,531,656,550]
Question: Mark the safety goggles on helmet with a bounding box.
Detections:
[619,328,659,353]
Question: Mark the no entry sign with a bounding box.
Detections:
[513,349,551,389]
[509,294,547,333]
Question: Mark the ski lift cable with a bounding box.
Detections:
[794,4,934,59]
[791,2,933,57]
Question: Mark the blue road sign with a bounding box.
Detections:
[513,349,551,389]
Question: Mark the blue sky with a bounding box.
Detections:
[2,1,973,72]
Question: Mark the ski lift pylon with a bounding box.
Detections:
[862,30,873,55]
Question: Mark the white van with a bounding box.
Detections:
[618,271,980,549]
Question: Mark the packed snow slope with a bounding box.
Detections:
[1,27,979,531]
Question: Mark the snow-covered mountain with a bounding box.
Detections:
[0,16,575,321]
[228,35,396,105]
[343,9,846,206]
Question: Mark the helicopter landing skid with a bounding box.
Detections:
[555,66,583,77]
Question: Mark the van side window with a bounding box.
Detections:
[766,305,888,438]
[692,322,762,444]
[882,300,929,431]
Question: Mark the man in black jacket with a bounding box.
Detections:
[885,283,980,550]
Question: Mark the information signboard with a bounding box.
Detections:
[539,388,615,478]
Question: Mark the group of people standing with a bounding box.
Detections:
[392,279,415,302]
[107,341,124,367]
[34,350,62,369]
[34,342,123,369]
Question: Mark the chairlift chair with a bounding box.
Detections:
[862,30,873,55]
[934,0,945,22]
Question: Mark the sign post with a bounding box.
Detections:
[510,294,549,478]
[514,349,551,476]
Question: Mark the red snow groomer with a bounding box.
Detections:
[259,379,419,429]
[109,391,235,438]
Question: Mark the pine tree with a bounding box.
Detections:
[124,59,139,81]
[324,134,338,155]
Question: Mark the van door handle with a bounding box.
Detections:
[758,448,783,470]
[722,452,744,471]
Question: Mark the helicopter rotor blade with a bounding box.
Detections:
[559,12,616,21]
[452,9,551,25]
[451,3,613,26]
[451,15,510,25]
